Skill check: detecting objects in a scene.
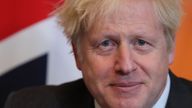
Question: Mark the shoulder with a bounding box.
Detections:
[4,79,93,108]
[170,72,192,91]
[178,77,192,89]
[8,79,86,100]
[166,72,192,108]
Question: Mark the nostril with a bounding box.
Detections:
[116,69,130,75]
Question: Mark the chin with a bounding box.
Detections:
[103,99,135,108]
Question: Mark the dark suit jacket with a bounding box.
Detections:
[4,72,192,108]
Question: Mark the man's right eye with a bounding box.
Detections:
[101,39,113,47]
[97,39,117,52]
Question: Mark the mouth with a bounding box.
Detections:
[109,81,144,93]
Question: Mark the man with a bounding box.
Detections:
[4,0,192,108]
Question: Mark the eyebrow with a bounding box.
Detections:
[101,32,121,40]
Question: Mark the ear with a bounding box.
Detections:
[72,43,82,70]
[168,40,176,64]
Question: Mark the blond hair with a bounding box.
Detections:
[153,0,182,51]
[57,0,182,51]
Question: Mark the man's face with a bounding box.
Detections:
[74,0,174,108]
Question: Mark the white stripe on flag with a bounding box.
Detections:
[0,16,82,84]
[0,17,53,76]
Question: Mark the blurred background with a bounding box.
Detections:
[0,0,191,107]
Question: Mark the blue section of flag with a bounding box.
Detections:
[0,54,47,108]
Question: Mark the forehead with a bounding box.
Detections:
[88,0,161,33]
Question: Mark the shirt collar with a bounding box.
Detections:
[153,74,170,108]
[95,100,101,108]
[95,74,171,108]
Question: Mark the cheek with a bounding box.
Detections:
[134,49,169,79]
[80,54,116,97]
[80,54,115,82]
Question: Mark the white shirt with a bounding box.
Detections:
[95,75,171,108]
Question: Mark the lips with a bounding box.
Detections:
[110,82,142,87]
[109,81,144,93]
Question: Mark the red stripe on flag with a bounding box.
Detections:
[0,0,61,41]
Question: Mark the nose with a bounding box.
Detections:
[115,44,137,75]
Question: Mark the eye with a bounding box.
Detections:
[96,39,117,54]
[136,39,147,46]
[100,39,113,47]
[134,39,152,52]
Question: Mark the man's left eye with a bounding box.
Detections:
[134,39,152,52]
[136,39,147,46]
